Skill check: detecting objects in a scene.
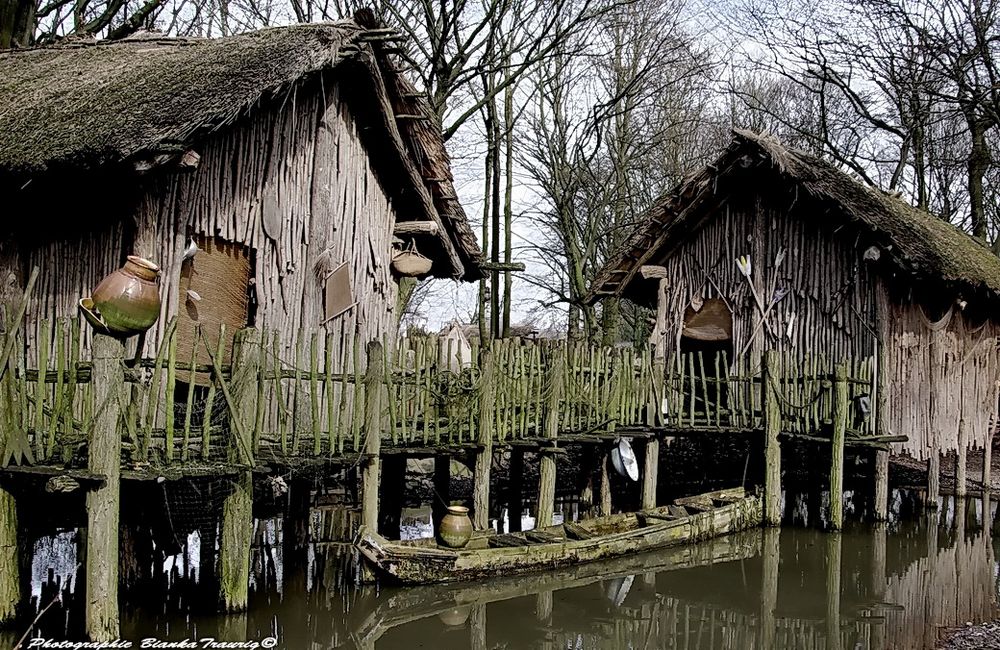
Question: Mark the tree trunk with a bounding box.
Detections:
[966,113,991,241]
[0,0,34,49]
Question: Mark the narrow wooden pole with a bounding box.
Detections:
[86,333,124,640]
[432,456,450,532]
[874,449,889,521]
[576,446,594,521]
[641,438,660,510]
[536,347,564,528]
[927,453,940,509]
[762,350,782,526]
[956,419,968,497]
[219,328,260,612]
[507,448,524,532]
[598,449,612,516]
[361,341,385,531]
[825,532,843,650]
[377,457,406,539]
[982,432,993,495]
[0,485,19,624]
[829,361,849,531]
[472,348,494,530]
[760,526,779,650]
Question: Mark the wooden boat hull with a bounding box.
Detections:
[355,487,763,585]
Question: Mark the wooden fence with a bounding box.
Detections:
[664,350,878,437]
[3,317,882,468]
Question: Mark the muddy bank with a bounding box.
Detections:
[892,439,1000,494]
[937,622,1000,649]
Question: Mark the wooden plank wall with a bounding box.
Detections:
[19,77,400,381]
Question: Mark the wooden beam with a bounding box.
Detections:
[639,265,668,280]
[394,221,440,236]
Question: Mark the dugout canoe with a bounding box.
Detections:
[354,486,762,585]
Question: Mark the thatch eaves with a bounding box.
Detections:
[587,129,1000,304]
[0,22,483,279]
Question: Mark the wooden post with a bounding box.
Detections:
[361,341,385,531]
[536,347,565,528]
[927,453,940,509]
[760,526,779,650]
[432,456,450,532]
[829,361,849,531]
[472,348,494,530]
[956,419,968,497]
[507,448,524,532]
[599,448,613,516]
[641,438,660,510]
[646,277,669,429]
[762,350,782,526]
[378,457,406,539]
[86,333,124,640]
[874,449,889,521]
[825,532,843,650]
[219,328,260,612]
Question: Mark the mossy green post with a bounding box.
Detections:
[219,328,259,612]
[536,347,564,528]
[0,486,18,625]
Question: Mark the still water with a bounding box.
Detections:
[9,491,1000,649]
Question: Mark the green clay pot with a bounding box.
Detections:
[437,505,473,549]
[86,256,162,337]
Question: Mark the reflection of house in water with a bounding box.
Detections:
[15,496,987,648]
[360,498,999,650]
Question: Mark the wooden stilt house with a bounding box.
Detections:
[0,22,482,370]
[588,130,1000,465]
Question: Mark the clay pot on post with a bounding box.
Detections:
[79,256,162,338]
[436,505,473,549]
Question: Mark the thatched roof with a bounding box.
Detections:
[0,22,482,279]
[588,129,1000,303]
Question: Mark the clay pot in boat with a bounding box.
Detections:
[80,256,161,337]
[437,505,473,549]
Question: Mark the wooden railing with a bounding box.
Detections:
[3,318,884,467]
[662,350,879,438]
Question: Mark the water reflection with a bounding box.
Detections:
[11,492,1000,650]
